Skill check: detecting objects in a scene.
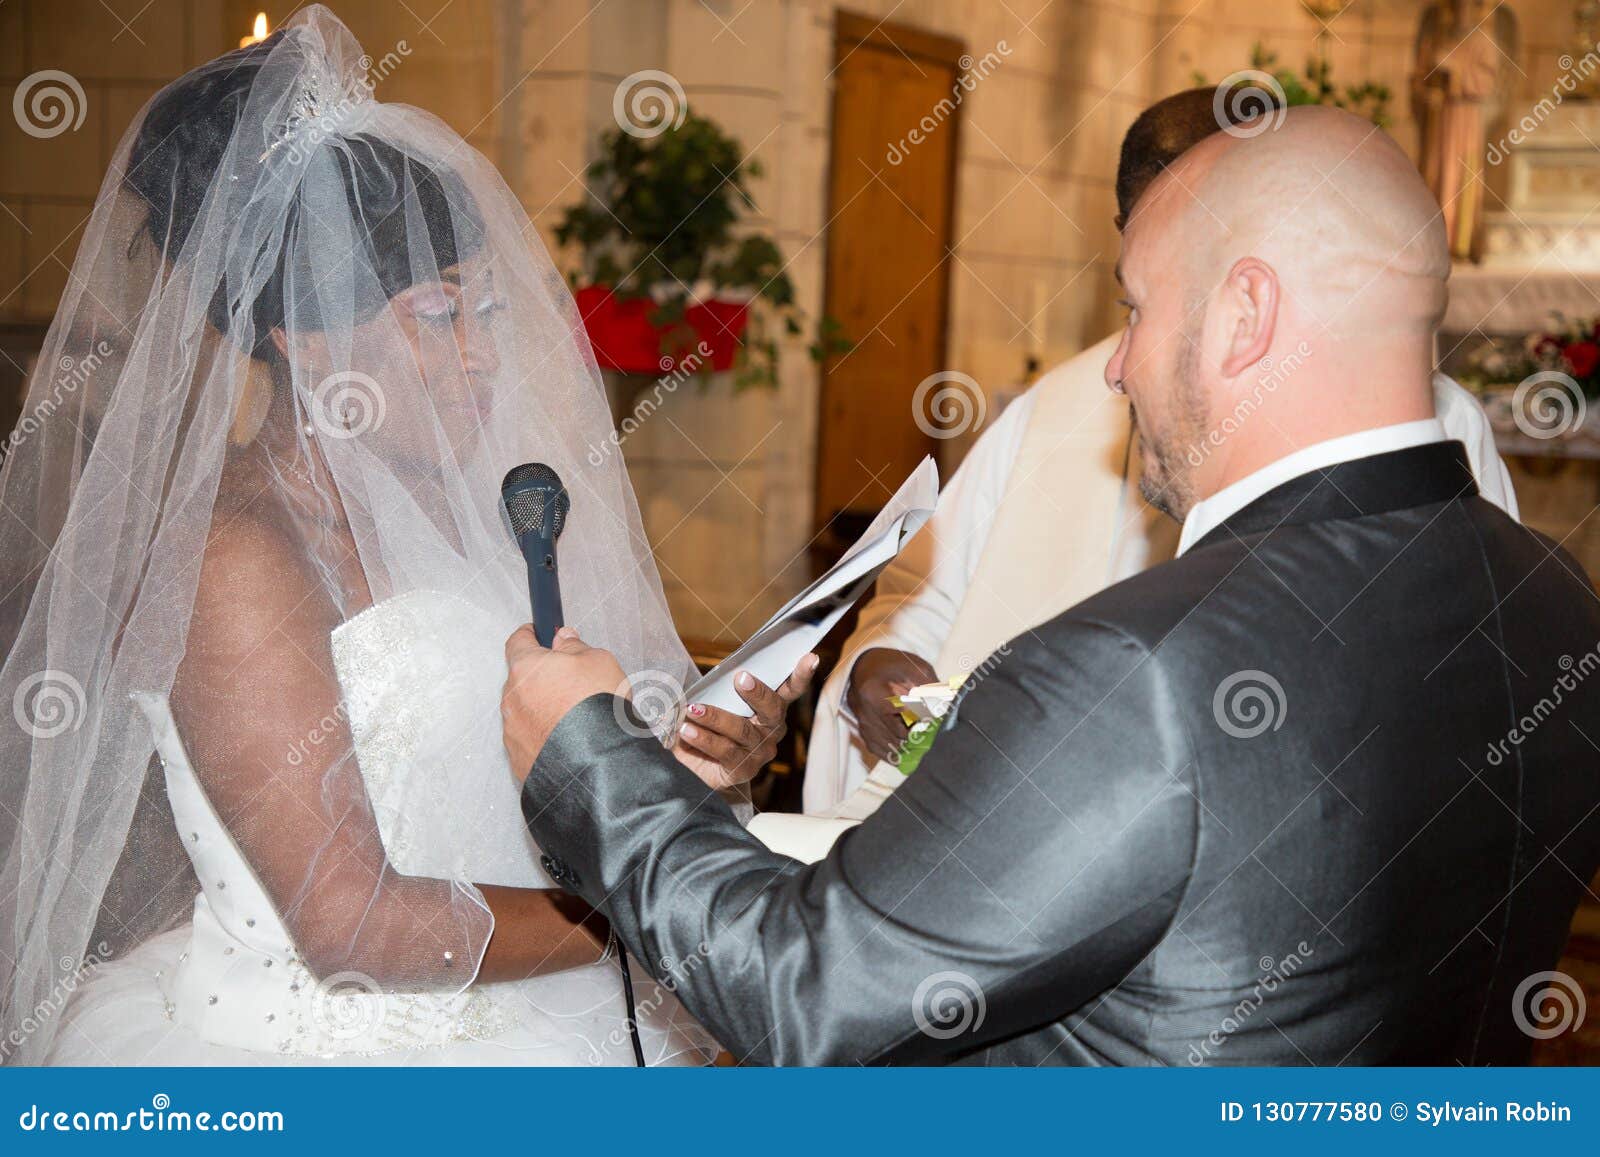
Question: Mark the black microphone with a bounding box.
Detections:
[500,462,645,1065]
[501,462,570,647]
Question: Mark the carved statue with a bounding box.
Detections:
[1413,0,1520,260]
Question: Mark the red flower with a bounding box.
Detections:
[1565,340,1600,379]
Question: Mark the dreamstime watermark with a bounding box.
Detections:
[1512,969,1587,1040]
[0,941,111,1062]
[285,700,351,767]
[17,1093,283,1133]
[1482,644,1600,768]
[912,970,986,1040]
[3,340,115,461]
[583,939,714,1065]
[587,341,714,465]
[1487,42,1600,166]
[613,70,688,139]
[1212,70,1288,138]
[1185,340,1313,467]
[616,668,686,743]
[1186,940,1314,1064]
[308,970,388,1041]
[912,370,986,440]
[13,70,87,139]
[886,41,1012,165]
[307,370,386,439]
[12,669,87,740]
[273,42,413,166]
[1510,370,1585,440]
[1212,669,1287,739]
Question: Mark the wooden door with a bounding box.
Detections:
[814,13,962,545]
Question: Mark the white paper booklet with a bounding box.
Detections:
[683,456,939,720]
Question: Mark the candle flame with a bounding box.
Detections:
[241,12,269,47]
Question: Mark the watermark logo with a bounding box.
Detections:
[886,41,1011,165]
[4,339,114,460]
[1511,370,1585,440]
[613,70,688,139]
[1212,70,1288,139]
[1512,970,1586,1039]
[1484,647,1600,768]
[587,340,713,466]
[1186,940,1314,1064]
[1186,341,1312,467]
[911,970,986,1040]
[1487,41,1600,165]
[13,670,86,739]
[1,941,110,1062]
[308,371,386,440]
[1212,669,1286,739]
[912,370,986,440]
[309,971,387,1041]
[616,668,685,742]
[14,70,87,139]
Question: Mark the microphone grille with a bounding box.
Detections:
[501,463,571,538]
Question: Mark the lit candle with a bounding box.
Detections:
[240,12,269,49]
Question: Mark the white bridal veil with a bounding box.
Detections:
[0,7,690,1062]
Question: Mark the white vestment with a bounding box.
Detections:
[803,335,1520,813]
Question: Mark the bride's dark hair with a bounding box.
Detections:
[124,33,484,360]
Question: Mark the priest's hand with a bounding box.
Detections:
[845,647,939,765]
[502,625,626,783]
[673,654,820,791]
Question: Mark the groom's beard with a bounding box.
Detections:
[1133,348,1208,523]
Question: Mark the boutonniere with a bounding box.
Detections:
[889,676,966,774]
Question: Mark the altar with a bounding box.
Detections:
[1438,101,1600,461]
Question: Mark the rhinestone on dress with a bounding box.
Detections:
[207,995,218,1005]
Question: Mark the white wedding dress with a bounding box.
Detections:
[46,591,715,1066]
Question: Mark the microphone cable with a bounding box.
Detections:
[611,929,647,1067]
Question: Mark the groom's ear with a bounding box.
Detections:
[1216,256,1280,381]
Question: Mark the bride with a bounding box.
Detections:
[0,8,801,1066]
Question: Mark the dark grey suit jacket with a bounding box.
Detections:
[521,441,1600,1065]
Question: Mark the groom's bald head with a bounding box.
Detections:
[1147,105,1449,336]
[1106,105,1448,518]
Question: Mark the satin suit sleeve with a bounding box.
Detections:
[520,618,1198,1065]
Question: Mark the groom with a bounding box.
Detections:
[502,106,1600,1064]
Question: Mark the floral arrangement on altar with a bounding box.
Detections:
[1457,315,1600,400]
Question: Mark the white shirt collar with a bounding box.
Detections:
[1175,418,1449,556]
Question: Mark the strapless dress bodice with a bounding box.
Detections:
[123,590,709,1064]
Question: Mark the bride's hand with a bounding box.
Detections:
[672,654,820,791]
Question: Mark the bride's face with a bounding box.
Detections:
[287,251,508,468]
[378,252,507,456]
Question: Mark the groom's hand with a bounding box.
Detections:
[502,625,626,783]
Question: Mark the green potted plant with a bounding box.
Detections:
[1197,44,1391,126]
[556,110,846,390]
